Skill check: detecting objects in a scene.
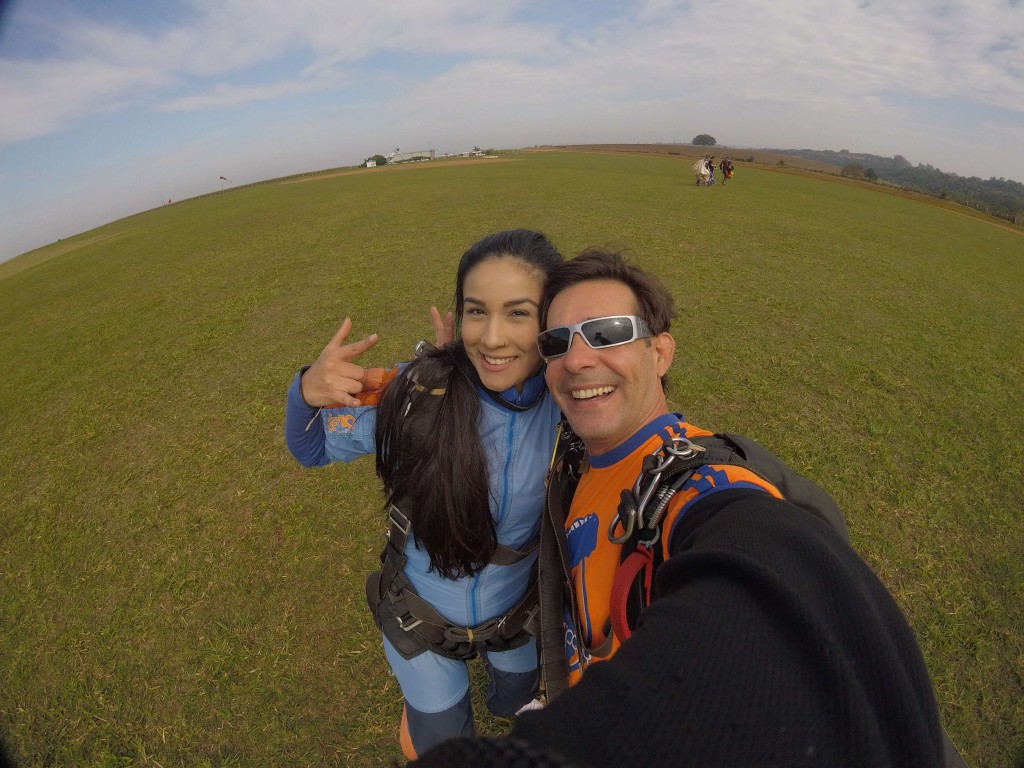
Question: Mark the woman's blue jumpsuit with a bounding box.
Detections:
[285,367,559,753]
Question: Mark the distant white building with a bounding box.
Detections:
[388,149,435,163]
[366,160,377,168]
[445,148,488,158]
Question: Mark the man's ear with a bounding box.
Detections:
[653,332,675,377]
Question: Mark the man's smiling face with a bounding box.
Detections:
[542,279,674,456]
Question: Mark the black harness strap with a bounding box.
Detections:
[491,537,539,565]
[367,505,540,661]
[537,421,590,701]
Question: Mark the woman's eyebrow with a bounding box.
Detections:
[463,296,539,308]
[504,297,539,309]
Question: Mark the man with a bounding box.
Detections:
[411,249,948,767]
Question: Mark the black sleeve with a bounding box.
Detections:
[413,490,944,767]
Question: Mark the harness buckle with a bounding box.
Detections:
[388,504,411,535]
[398,613,424,632]
[664,435,704,460]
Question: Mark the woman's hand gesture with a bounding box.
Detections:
[431,306,454,347]
[299,318,379,407]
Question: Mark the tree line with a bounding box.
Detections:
[772,149,1024,225]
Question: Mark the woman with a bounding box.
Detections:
[284,230,563,758]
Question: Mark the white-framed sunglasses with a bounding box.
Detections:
[537,315,653,360]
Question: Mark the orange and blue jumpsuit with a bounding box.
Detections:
[563,412,783,681]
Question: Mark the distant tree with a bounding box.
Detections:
[865,168,878,181]
[841,162,866,180]
[365,154,387,167]
[691,134,717,146]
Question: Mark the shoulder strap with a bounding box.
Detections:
[606,433,706,644]
[536,420,586,702]
[690,433,849,542]
[608,430,849,644]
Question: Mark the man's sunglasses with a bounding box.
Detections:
[537,315,653,360]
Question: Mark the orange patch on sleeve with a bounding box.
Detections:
[355,366,399,406]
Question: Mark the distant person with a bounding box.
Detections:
[691,156,710,186]
[285,230,564,758]
[720,157,734,183]
[410,249,950,767]
[706,155,716,185]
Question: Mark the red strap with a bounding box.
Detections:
[610,547,654,644]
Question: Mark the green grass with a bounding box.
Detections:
[1,151,1022,767]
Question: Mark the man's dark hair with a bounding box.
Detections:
[539,248,675,333]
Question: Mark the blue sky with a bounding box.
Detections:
[2,0,1022,263]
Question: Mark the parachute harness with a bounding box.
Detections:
[609,433,707,548]
[608,433,708,644]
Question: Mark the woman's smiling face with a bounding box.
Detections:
[459,256,545,393]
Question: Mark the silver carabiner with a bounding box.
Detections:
[634,440,676,522]
[609,506,636,544]
[664,435,704,460]
[611,436,705,545]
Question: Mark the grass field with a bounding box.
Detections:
[1,150,1022,767]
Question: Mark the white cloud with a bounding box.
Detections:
[5,0,1021,143]
[0,55,171,145]
[156,70,350,112]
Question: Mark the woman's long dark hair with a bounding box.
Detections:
[375,230,563,578]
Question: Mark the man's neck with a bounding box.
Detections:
[586,412,683,469]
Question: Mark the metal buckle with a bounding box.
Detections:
[398,613,423,632]
[388,504,411,534]
[664,435,704,460]
[414,339,437,358]
[609,505,637,544]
